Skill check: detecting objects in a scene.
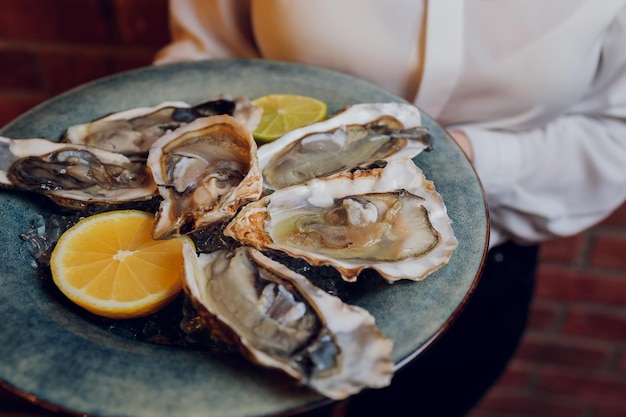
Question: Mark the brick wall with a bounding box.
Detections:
[1,1,625,417]
[469,211,626,417]
[0,0,169,127]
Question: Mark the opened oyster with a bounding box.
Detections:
[224,159,457,283]
[63,96,262,156]
[0,136,157,208]
[182,243,394,400]
[258,102,430,190]
[147,115,263,239]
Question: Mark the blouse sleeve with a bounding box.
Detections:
[460,12,626,247]
[154,0,258,65]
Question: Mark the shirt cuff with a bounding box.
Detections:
[459,127,525,206]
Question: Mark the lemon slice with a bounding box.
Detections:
[50,210,190,319]
[251,94,328,142]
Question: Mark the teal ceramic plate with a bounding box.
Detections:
[0,59,488,417]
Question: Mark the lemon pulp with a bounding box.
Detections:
[251,94,328,142]
[50,210,190,319]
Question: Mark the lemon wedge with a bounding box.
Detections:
[251,94,328,142]
[50,210,190,319]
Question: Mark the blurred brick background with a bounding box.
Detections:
[0,0,169,127]
[1,1,625,416]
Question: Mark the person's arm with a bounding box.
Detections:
[451,15,626,246]
[462,116,626,246]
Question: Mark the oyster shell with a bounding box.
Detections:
[147,115,263,239]
[257,102,430,190]
[224,159,457,282]
[63,96,262,156]
[0,136,157,208]
[182,243,394,400]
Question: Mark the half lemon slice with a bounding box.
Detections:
[50,210,190,319]
[251,94,328,142]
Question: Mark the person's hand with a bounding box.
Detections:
[448,130,473,161]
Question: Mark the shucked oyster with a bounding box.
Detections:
[63,96,263,156]
[147,115,263,239]
[0,136,157,208]
[257,102,430,190]
[224,159,457,283]
[182,243,394,400]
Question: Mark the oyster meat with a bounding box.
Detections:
[147,115,263,239]
[258,102,430,190]
[224,159,458,283]
[0,136,157,208]
[182,243,394,400]
[63,96,263,156]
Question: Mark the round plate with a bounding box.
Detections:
[0,59,488,417]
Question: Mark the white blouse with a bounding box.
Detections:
[155,0,626,247]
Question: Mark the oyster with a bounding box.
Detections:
[257,102,430,190]
[147,115,263,239]
[182,243,394,400]
[0,136,157,208]
[63,96,263,156]
[224,159,457,283]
